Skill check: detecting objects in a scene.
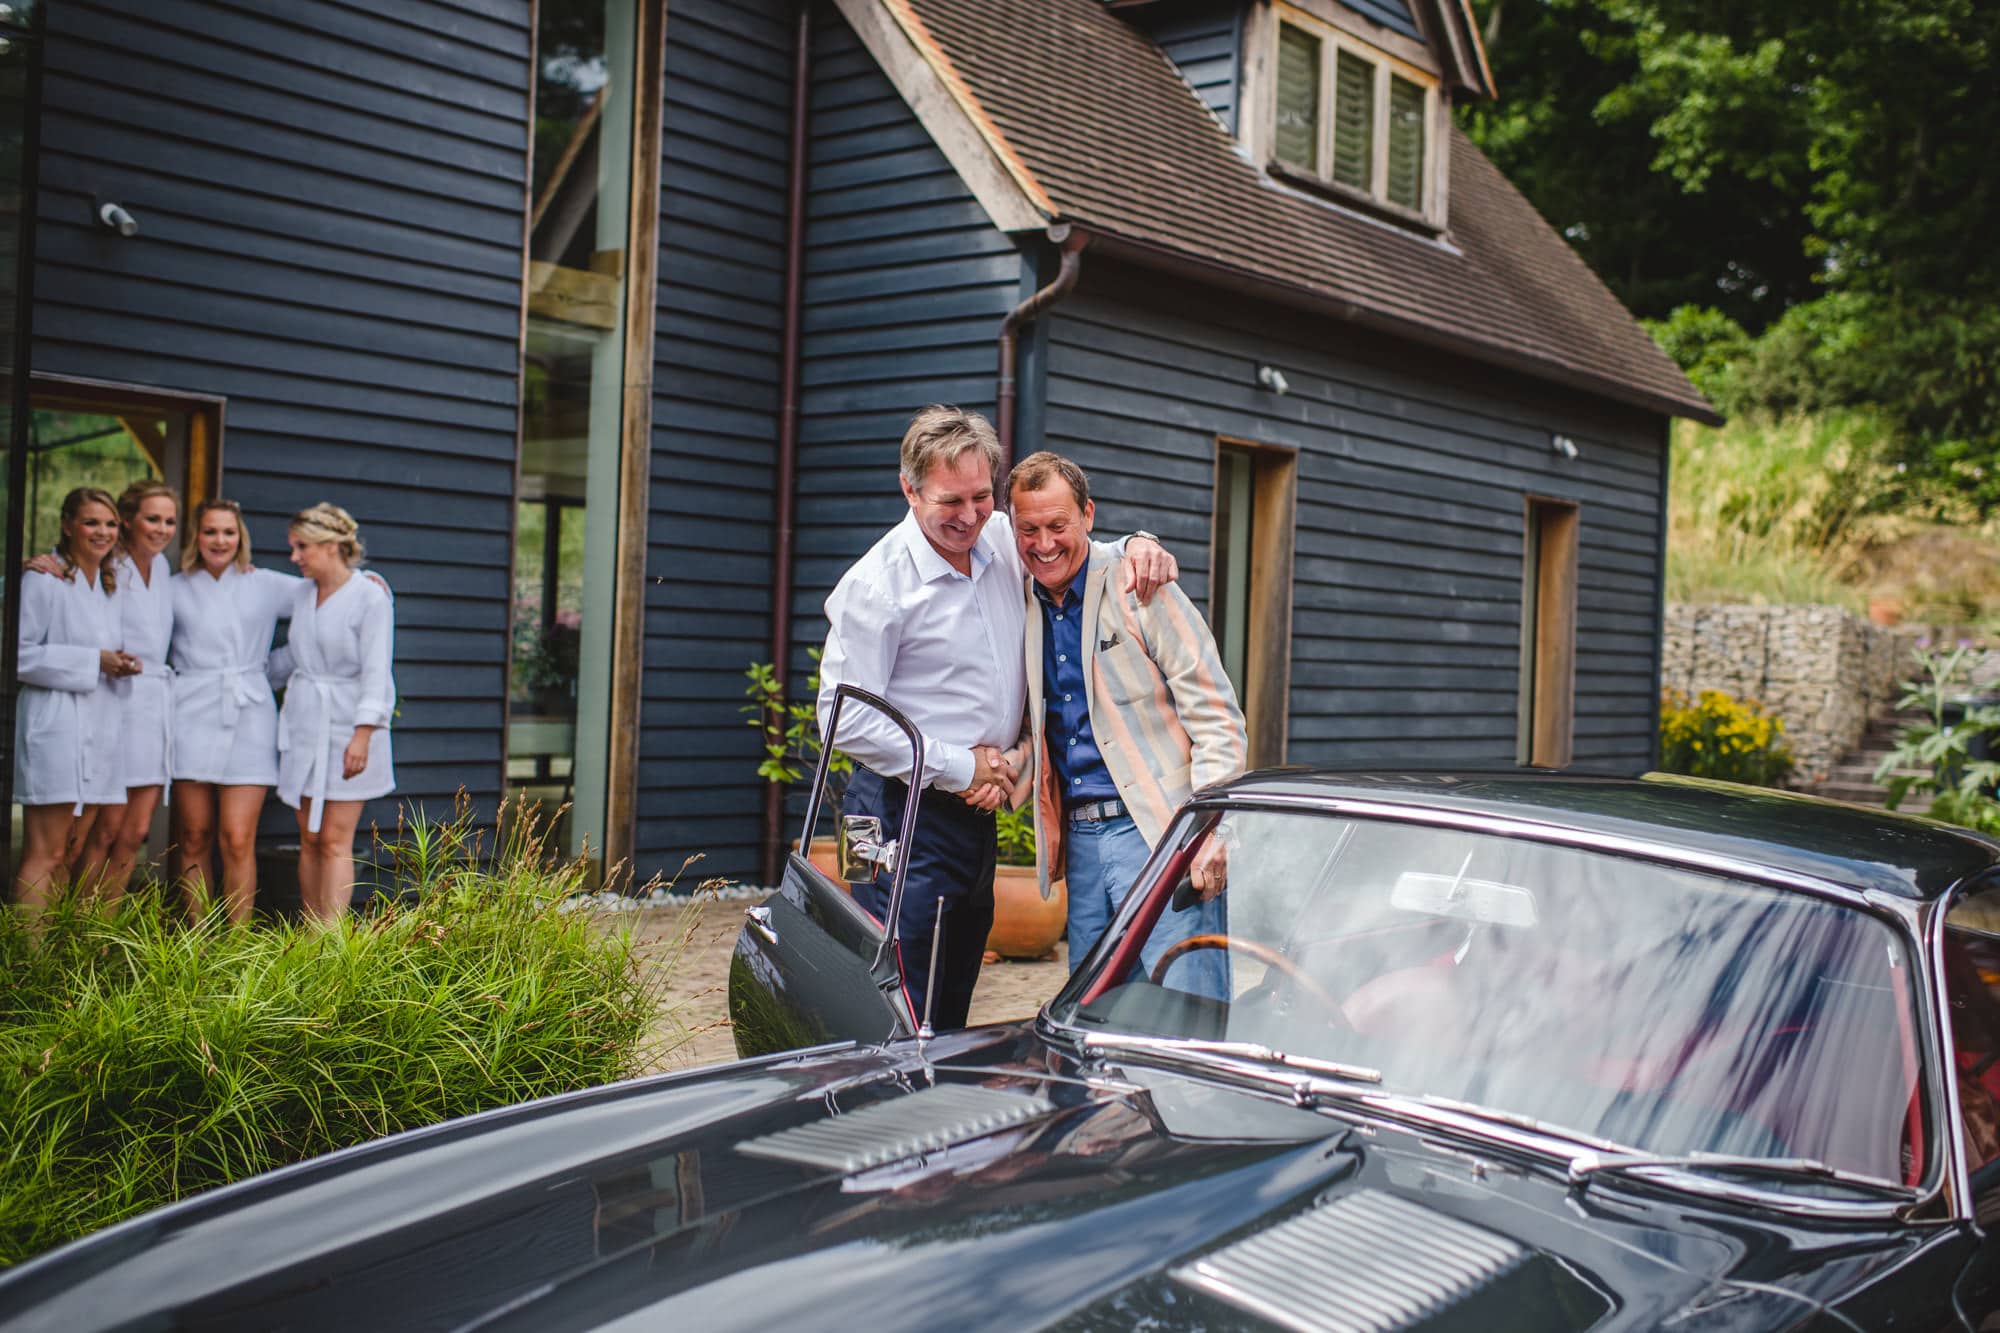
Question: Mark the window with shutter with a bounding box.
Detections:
[1275,23,1321,173]
[1387,74,1426,210]
[1261,3,1441,226]
[1331,49,1374,192]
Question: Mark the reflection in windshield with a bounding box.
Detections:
[1053,809,1923,1183]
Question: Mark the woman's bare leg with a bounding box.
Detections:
[173,782,219,917]
[64,805,108,887]
[215,785,267,925]
[297,800,365,922]
[16,804,78,920]
[89,785,162,910]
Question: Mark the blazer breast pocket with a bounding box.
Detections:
[1096,633,1151,705]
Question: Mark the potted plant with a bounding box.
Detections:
[989,805,1064,962]
[744,653,850,878]
[744,657,1064,959]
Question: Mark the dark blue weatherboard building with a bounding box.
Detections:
[4,0,1712,887]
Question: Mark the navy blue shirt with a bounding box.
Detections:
[1036,568,1119,804]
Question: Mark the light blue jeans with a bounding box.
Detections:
[1066,813,1228,998]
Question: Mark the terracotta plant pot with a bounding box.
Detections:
[802,835,840,881]
[988,865,1065,961]
[798,839,1065,962]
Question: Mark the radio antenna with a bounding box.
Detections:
[918,897,945,1045]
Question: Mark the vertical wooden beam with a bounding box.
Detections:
[1527,499,1579,769]
[602,0,665,877]
[1245,446,1297,767]
[1214,437,1297,770]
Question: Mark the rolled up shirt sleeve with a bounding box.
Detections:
[818,577,974,791]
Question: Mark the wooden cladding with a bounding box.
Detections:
[1213,438,1297,769]
[1521,497,1579,769]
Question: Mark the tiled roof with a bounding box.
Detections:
[888,0,1716,422]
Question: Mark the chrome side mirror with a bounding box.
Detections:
[837,814,898,882]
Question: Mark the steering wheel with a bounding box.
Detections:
[1149,934,1344,1014]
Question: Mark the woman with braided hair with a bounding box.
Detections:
[269,502,396,921]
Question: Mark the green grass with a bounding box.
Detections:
[0,800,670,1267]
[1666,410,1888,610]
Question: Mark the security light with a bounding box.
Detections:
[96,201,138,238]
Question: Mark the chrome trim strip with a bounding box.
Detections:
[1204,792,1881,908]
[1926,891,1978,1220]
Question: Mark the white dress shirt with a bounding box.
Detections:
[819,511,1027,792]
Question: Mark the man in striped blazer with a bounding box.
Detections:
[1005,451,1249,987]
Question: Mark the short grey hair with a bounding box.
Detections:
[1007,450,1092,510]
[899,405,1002,492]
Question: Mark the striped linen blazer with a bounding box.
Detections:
[1024,546,1249,901]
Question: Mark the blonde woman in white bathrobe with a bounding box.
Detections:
[69,480,179,905]
[168,499,295,923]
[13,487,142,918]
[271,503,394,921]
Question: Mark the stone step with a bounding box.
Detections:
[1811,782,1896,807]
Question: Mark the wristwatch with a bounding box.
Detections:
[1132,529,1160,545]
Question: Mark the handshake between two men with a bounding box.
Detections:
[959,743,1028,812]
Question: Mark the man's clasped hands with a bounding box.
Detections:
[958,743,1029,812]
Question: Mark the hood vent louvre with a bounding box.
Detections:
[1172,1188,1526,1333]
[735,1083,1055,1173]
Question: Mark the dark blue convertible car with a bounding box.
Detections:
[6,689,2000,1331]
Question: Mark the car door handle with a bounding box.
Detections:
[745,905,778,945]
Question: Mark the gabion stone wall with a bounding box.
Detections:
[1660,604,1910,785]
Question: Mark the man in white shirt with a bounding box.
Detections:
[818,405,1175,1030]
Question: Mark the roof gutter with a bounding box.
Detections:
[761,0,812,888]
[997,223,1089,473]
[1081,229,1722,426]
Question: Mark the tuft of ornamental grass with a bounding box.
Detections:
[0,797,669,1267]
[1666,410,1887,611]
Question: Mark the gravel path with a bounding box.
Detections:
[625,895,1069,1072]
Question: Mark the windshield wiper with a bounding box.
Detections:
[1569,1151,1917,1199]
[1078,1033,1382,1086]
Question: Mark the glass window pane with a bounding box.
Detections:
[1332,50,1375,192]
[25,408,168,556]
[1212,447,1253,695]
[1387,75,1426,210]
[1274,24,1321,172]
[513,0,638,859]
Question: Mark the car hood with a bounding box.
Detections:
[0,1025,1937,1332]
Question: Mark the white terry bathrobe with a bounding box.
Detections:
[273,573,395,831]
[14,566,124,810]
[110,549,175,790]
[170,564,302,787]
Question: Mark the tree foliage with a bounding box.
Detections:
[1463,0,2000,505]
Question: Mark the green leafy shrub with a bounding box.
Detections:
[1876,642,2000,833]
[744,651,851,804]
[1658,689,1796,787]
[995,805,1037,869]
[0,799,661,1266]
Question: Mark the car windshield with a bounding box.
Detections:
[1049,806,1927,1185]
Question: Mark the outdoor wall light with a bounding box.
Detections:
[1551,433,1580,461]
[1256,364,1290,395]
[96,201,138,238]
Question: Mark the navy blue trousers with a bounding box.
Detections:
[845,767,996,1033]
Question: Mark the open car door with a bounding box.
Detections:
[728,686,922,1057]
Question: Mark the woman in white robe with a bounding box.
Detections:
[272,503,395,922]
[14,487,141,918]
[71,481,179,906]
[168,499,297,924]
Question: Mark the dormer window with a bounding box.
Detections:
[1263,2,1443,226]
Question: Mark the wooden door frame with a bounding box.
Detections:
[1212,436,1298,768]
[1519,494,1579,769]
